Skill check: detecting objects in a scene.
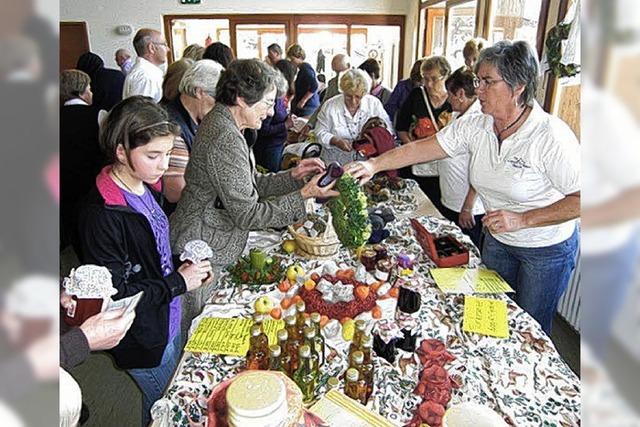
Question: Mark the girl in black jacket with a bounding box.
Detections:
[77,96,213,426]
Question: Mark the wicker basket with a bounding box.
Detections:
[288,202,341,259]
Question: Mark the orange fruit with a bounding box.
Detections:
[371,305,382,319]
[270,307,282,319]
[304,279,316,291]
[319,315,329,327]
[389,287,400,298]
[355,285,370,300]
[278,280,291,293]
[281,297,292,309]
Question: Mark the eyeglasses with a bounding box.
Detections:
[422,75,445,85]
[473,77,505,88]
[153,41,169,48]
[260,98,276,109]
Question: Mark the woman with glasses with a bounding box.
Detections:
[395,55,453,214]
[170,59,338,334]
[347,41,580,335]
[163,60,224,210]
[315,68,393,157]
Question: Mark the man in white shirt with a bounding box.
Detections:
[122,29,168,103]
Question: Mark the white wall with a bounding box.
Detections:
[61,0,418,78]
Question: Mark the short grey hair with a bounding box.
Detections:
[475,40,539,106]
[179,59,225,98]
[339,68,371,97]
[273,71,288,98]
[133,29,158,56]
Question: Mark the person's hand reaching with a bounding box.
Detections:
[300,173,340,200]
[291,158,326,180]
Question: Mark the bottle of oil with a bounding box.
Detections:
[246,324,269,370]
[284,315,301,373]
[295,301,307,336]
[344,368,367,404]
[277,328,291,375]
[309,312,326,366]
[268,344,284,372]
[326,376,340,392]
[348,320,367,359]
[303,326,320,368]
[293,345,318,404]
[360,335,375,399]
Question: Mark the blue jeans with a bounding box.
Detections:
[254,144,284,173]
[128,333,182,426]
[481,226,579,334]
[580,230,640,361]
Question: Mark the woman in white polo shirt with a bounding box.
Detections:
[347,40,580,334]
[439,68,485,247]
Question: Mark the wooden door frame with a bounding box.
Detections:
[60,21,90,72]
[162,13,405,77]
[423,7,445,56]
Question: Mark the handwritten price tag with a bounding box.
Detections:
[462,296,509,338]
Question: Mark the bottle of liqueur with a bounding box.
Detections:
[246,324,269,370]
[360,335,375,399]
[285,315,302,373]
[293,345,318,404]
[277,328,291,375]
[309,312,326,366]
[349,350,365,372]
[344,368,367,404]
[268,344,284,372]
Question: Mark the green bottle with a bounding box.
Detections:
[293,345,318,404]
[303,326,320,369]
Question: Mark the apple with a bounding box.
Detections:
[254,296,274,314]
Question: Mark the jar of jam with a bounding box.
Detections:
[372,244,388,261]
[360,250,378,271]
[374,259,393,282]
[397,286,421,314]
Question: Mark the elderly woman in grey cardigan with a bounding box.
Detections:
[171,59,338,334]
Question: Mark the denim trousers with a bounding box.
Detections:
[128,333,182,426]
[580,230,640,361]
[481,226,579,334]
[439,204,484,249]
[254,144,284,173]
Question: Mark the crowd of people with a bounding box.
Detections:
[60,28,580,425]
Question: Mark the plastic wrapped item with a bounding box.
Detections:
[62,265,117,326]
[180,239,214,263]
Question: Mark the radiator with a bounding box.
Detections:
[557,250,581,332]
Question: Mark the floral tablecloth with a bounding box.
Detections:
[152,185,580,427]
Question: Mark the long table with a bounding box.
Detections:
[151,182,580,426]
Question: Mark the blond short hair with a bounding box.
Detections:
[286,44,306,61]
[60,69,90,104]
[182,44,205,61]
[339,69,371,97]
